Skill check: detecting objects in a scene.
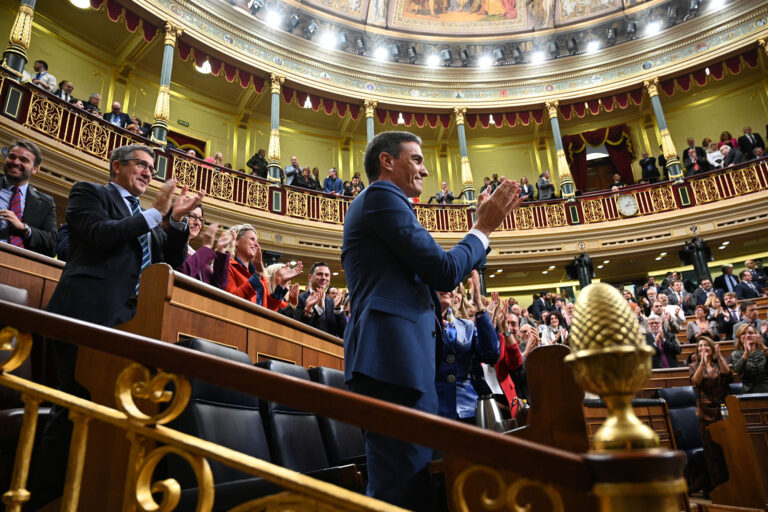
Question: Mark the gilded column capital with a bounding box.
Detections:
[759,39,768,57]
[643,77,660,98]
[364,99,377,118]
[270,74,285,94]
[453,106,467,125]
[545,100,559,120]
[163,22,183,47]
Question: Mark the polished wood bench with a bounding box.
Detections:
[0,243,62,309]
[583,398,677,450]
[708,394,768,510]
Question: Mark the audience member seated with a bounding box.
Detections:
[435,181,454,204]
[226,224,298,310]
[294,166,321,191]
[687,305,720,344]
[638,152,660,183]
[125,124,140,135]
[131,117,150,137]
[343,176,364,197]
[294,262,346,338]
[0,140,58,257]
[82,93,102,115]
[518,176,534,199]
[246,149,268,178]
[103,102,131,129]
[733,301,768,343]
[435,280,499,423]
[716,130,738,149]
[176,206,232,289]
[752,147,765,160]
[684,147,711,175]
[745,259,767,288]
[720,144,745,167]
[735,270,766,300]
[730,323,768,393]
[689,337,731,498]
[684,137,707,160]
[284,155,301,186]
[713,263,739,294]
[738,125,765,158]
[540,311,567,345]
[54,80,75,103]
[609,173,626,189]
[705,142,723,169]
[30,60,56,93]
[263,263,302,318]
[536,170,555,200]
[646,315,682,368]
[323,168,343,196]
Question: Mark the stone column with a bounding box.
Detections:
[267,73,285,182]
[546,100,576,201]
[1,0,36,78]
[453,106,475,203]
[151,23,183,143]
[364,99,377,143]
[644,77,684,183]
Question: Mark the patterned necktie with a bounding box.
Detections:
[127,196,151,294]
[8,186,24,248]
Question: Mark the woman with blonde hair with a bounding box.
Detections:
[263,263,302,317]
[731,323,768,393]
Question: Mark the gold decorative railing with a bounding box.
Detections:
[0,298,687,512]
[2,70,766,232]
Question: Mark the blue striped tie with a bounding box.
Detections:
[127,196,151,295]
[8,186,24,248]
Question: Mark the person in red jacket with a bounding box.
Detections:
[226,224,302,309]
[495,311,524,406]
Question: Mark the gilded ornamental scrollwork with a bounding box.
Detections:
[24,93,62,138]
[452,464,564,512]
[648,187,675,212]
[545,204,567,227]
[286,190,308,218]
[133,445,213,512]
[690,178,720,204]
[173,158,199,190]
[733,167,759,195]
[0,327,33,373]
[513,207,534,230]
[246,181,269,210]
[115,363,191,425]
[581,200,606,223]
[416,208,437,231]
[78,121,110,159]
[319,197,340,223]
[211,172,234,201]
[448,209,468,232]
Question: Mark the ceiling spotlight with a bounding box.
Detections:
[287,14,300,31]
[496,269,503,273]
[603,260,610,264]
[332,272,339,276]
[597,264,604,269]
[459,49,470,66]
[626,21,637,39]
[721,241,729,245]
[304,20,318,39]
[355,37,366,55]
[659,252,667,256]
[547,41,559,58]
[373,46,387,61]
[565,37,578,55]
[426,53,440,68]
[492,48,505,64]
[488,114,496,125]
[548,265,556,269]
[606,28,617,46]
[319,32,337,48]
[477,54,492,68]
[655,257,662,261]
[511,46,523,63]
[396,112,405,124]
[586,40,600,53]
[265,9,282,27]
[440,48,453,66]
[489,274,496,278]
[69,0,91,8]
[645,21,661,36]
[407,46,417,63]
[530,51,545,64]
[247,0,264,13]
[337,31,349,45]
[542,270,549,274]
[390,44,402,61]
[195,60,211,74]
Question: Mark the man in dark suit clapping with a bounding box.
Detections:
[738,126,765,159]
[294,262,346,338]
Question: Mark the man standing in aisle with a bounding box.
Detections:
[342,131,522,510]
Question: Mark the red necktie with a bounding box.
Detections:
[8,186,24,248]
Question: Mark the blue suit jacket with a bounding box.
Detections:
[734,282,761,301]
[342,180,486,399]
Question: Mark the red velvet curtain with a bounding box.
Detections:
[562,124,635,189]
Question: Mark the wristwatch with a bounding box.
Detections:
[22,223,31,238]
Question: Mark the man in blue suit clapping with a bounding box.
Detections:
[342,131,522,510]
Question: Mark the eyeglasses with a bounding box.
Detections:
[187,213,204,223]
[121,158,156,177]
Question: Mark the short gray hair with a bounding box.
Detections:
[108,144,154,179]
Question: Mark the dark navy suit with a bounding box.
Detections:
[342,180,486,510]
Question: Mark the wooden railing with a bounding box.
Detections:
[2,69,768,234]
[0,301,686,511]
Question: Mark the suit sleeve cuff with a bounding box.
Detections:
[168,215,188,230]
[141,208,163,229]
[468,228,490,250]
